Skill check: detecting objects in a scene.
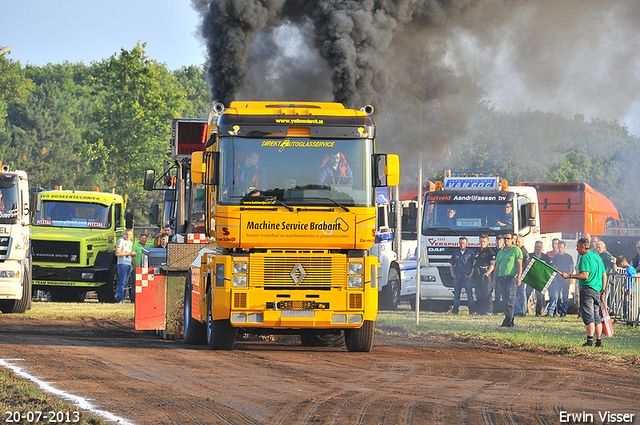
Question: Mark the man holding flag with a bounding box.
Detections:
[495,233,522,328]
[560,238,606,347]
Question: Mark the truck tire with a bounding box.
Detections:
[379,266,400,310]
[97,264,118,303]
[183,270,206,345]
[300,331,345,347]
[344,320,375,352]
[0,265,32,313]
[206,284,236,350]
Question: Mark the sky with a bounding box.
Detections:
[1,1,206,70]
[1,1,639,137]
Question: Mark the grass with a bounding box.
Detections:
[377,306,640,363]
[16,299,134,319]
[0,369,105,425]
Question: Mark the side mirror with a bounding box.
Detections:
[125,212,134,229]
[30,191,41,213]
[526,203,537,227]
[191,152,205,184]
[149,203,160,226]
[143,169,155,191]
[385,154,400,187]
[373,154,400,187]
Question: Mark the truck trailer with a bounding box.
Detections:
[518,182,622,236]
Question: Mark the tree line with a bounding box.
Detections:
[0,43,210,224]
[2,43,639,226]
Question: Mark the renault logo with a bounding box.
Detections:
[290,264,306,284]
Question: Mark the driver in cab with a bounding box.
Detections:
[497,203,513,228]
[223,151,267,197]
[318,151,354,186]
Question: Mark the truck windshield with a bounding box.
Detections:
[218,137,374,207]
[0,180,20,223]
[34,201,111,229]
[423,199,514,235]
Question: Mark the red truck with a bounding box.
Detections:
[517,182,622,236]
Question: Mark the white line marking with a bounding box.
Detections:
[0,359,134,424]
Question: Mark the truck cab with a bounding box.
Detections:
[0,166,32,313]
[30,190,126,302]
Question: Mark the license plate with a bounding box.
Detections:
[281,310,315,318]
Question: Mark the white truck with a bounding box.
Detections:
[371,188,419,310]
[0,165,32,313]
[404,171,561,311]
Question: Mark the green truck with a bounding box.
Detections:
[30,190,127,302]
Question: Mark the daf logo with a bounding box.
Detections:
[428,247,446,252]
[290,264,306,284]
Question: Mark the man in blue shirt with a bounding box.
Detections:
[450,237,476,314]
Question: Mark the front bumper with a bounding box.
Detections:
[32,265,110,288]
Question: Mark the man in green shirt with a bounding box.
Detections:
[560,238,606,347]
[495,233,523,328]
[132,233,153,268]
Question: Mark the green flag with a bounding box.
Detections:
[522,256,557,293]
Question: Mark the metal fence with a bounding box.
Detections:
[609,270,640,327]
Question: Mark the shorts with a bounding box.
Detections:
[579,286,603,326]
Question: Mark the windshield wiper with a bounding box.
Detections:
[267,197,294,212]
[303,197,350,212]
[425,227,459,236]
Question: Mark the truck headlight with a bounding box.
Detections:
[348,276,363,288]
[0,271,17,278]
[233,262,247,274]
[233,275,247,287]
[421,274,436,282]
[348,263,363,275]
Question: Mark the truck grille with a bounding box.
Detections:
[250,252,346,288]
[0,237,9,262]
[438,266,454,288]
[31,240,81,263]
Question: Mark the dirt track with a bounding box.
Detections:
[0,315,639,425]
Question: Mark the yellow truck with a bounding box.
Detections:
[184,101,399,351]
[30,190,127,302]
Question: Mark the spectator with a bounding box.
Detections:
[631,241,640,273]
[560,238,606,347]
[495,233,523,327]
[553,241,574,317]
[591,235,600,250]
[616,255,637,321]
[528,240,551,316]
[548,238,560,263]
[450,237,475,314]
[115,229,136,303]
[129,233,152,303]
[154,225,173,246]
[514,236,530,316]
[132,233,153,268]
[155,234,169,249]
[493,235,506,314]
[474,234,495,316]
[597,241,616,307]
